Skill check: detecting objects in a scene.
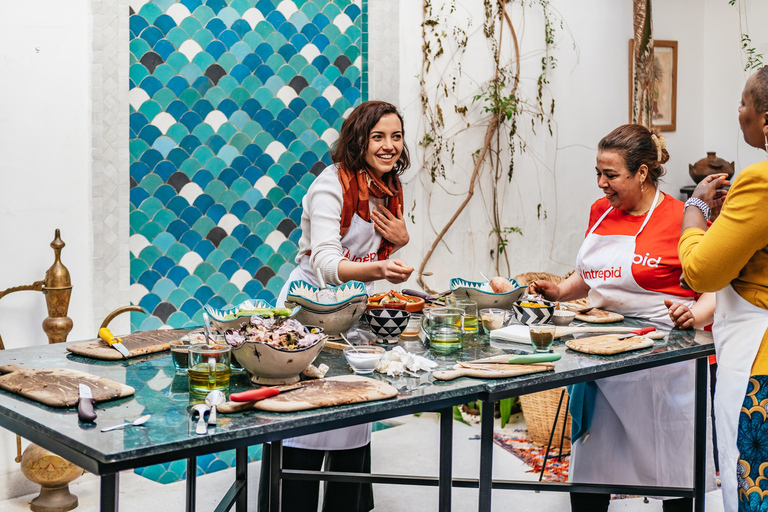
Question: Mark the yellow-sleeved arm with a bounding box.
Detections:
[679,163,768,293]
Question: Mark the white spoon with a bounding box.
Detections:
[100,414,151,432]
[205,390,225,426]
[192,404,209,435]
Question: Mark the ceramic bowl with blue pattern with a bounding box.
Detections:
[203,299,301,332]
[449,277,526,310]
[285,280,369,312]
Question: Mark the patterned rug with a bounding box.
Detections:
[492,429,569,482]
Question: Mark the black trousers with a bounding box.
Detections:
[258,443,374,512]
[570,493,692,511]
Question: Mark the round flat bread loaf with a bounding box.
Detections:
[575,308,624,323]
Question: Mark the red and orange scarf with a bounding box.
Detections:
[337,165,403,261]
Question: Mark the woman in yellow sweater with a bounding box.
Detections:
[679,66,768,512]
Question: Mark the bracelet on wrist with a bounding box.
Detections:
[684,197,710,221]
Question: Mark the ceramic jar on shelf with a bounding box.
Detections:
[689,151,734,184]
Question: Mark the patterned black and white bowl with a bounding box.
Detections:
[511,300,555,325]
[365,308,411,342]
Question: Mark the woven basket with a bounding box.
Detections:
[520,387,571,452]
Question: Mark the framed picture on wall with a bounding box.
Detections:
[629,40,678,132]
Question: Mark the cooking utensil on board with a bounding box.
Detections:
[229,383,304,403]
[77,384,97,423]
[205,390,225,426]
[508,353,562,364]
[489,324,665,343]
[191,404,209,435]
[97,327,130,358]
[616,326,656,340]
[100,414,151,432]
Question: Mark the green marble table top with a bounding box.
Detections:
[0,318,713,474]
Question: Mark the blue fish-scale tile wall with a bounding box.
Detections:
[130,0,365,331]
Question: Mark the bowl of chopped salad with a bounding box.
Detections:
[367,290,425,313]
[204,299,301,332]
[224,315,326,385]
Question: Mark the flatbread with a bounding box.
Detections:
[565,335,653,355]
[575,308,624,323]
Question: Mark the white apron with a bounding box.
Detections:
[712,284,768,512]
[570,190,717,491]
[276,213,382,451]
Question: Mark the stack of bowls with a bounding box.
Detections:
[449,277,526,309]
[284,280,368,335]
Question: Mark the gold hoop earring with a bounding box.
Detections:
[764,134,768,158]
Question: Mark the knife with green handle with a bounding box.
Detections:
[508,353,562,364]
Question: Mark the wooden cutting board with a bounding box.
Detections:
[433,362,554,381]
[217,375,398,413]
[565,335,654,355]
[66,329,191,360]
[575,308,624,323]
[0,365,135,407]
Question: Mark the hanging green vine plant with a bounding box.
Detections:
[729,0,764,71]
[416,0,566,292]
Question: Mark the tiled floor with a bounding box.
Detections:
[1,412,724,511]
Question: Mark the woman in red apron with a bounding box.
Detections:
[678,67,768,512]
[531,124,717,511]
[258,101,414,512]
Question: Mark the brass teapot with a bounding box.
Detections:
[689,152,734,184]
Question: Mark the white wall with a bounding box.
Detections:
[389,0,765,293]
[0,0,93,499]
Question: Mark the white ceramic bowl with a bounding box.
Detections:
[343,346,385,374]
[286,280,368,312]
[286,299,368,335]
[449,278,526,309]
[552,309,577,326]
[204,299,301,332]
[232,329,326,385]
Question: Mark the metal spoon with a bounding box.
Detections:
[340,332,359,353]
[205,390,225,426]
[192,404,209,435]
[202,311,213,344]
[480,271,491,282]
[100,414,151,432]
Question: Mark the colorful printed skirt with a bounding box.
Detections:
[738,375,768,511]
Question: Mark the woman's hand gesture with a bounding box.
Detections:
[692,173,730,210]
[528,280,561,301]
[664,299,695,329]
[381,259,414,284]
[372,204,409,249]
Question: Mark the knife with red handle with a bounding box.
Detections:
[617,326,656,340]
[229,384,303,403]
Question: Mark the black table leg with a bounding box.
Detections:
[100,472,119,512]
[236,446,248,511]
[439,406,453,512]
[478,399,495,512]
[694,357,708,512]
[269,441,282,512]
[186,457,197,512]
